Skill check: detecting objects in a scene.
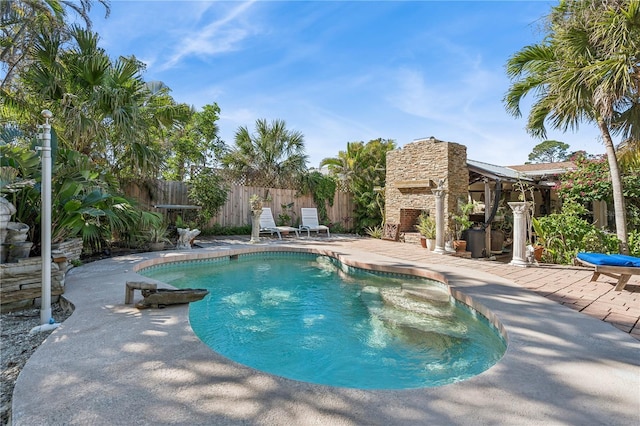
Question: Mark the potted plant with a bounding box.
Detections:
[452,201,474,252]
[147,219,171,251]
[531,217,546,261]
[416,212,436,250]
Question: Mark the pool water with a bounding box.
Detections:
[141,253,506,389]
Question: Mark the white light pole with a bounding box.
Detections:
[39,110,53,325]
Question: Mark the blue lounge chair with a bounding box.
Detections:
[575,252,640,291]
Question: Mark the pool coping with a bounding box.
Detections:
[12,240,640,425]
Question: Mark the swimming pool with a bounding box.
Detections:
[140,251,506,389]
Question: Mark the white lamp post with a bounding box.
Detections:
[39,110,53,326]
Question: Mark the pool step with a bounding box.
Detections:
[400,283,451,304]
[379,287,454,317]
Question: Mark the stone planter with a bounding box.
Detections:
[149,242,165,251]
[6,222,29,243]
[8,241,33,262]
[0,198,17,244]
[426,239,436,251]
[0,243,9,263]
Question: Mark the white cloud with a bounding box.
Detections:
[161,0,258,70]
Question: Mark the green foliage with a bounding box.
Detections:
[321,138,395,233]
[534,202,620,264]
[327,220,351,234]
[203,223,252,236]
[416,212,436,239]
[628,230,640,257]
[3,146,152,254]
[557,154,612,204]
[451,201,474,240]
[557,154,640,231]
[187,169,229,226]
[144,213,171,244]
[277,202,295,226]
[163,103,225,181]
[365,225,383,239]
[221,118,308,188]
[299,171,336,223]
[528,140,570,163]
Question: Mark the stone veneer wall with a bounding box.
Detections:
[385,138,468,233]
[0,238,81,312]
[0,257,66,312]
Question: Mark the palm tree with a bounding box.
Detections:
[504,0,639,253]
[321,138,395,232]
[221,118,308,188]
[2,24,187,181]
[320,141,366,191]
[1,0,110,89]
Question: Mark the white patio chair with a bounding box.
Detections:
[259,208,299,239]
[300,208,330,237]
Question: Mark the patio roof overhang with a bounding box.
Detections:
[467,159,533,185]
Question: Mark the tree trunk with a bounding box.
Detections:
[597,118,628,254]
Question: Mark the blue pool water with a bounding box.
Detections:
[141,252,506,389]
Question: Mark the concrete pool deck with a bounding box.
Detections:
[12,236,640,425]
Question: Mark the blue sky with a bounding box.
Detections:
[87,0,606,168]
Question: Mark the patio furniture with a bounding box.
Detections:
[259,208,300,239]
[300,208,330,237]
[575,252,640,291]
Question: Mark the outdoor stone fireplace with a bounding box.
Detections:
[399,208,426,232]
[385,138,468,237]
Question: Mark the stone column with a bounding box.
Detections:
[433,188,447,255]
[250,209,262,244]
[508,201,530,267]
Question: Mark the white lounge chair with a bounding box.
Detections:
[300,208,330,237]
[259,207,299,239]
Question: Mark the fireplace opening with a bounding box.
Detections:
[399,208,427,233]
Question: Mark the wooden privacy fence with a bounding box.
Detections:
[124,181,355,229]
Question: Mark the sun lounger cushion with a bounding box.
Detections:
[576,252,640,267]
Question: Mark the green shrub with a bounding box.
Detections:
[535,203,620,264]
[628,230,640,257]
[202,223,251,236]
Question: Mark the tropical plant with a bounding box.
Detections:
[365,225,383,239]
[2,25,188,181]
[451,201,474,241]
[533,202,620,264]
[221,118,308,188]
[145,214,171,244]
[504,0,640,253]
[321,138,395,233]
[1,0,110,89]
[416,212,436,239]
[2,145,152,253]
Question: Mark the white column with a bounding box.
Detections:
[39,110,53,325]
[433,188,447,255]
[508,201,530,267]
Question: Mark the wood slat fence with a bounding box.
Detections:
[124,181,355,229]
